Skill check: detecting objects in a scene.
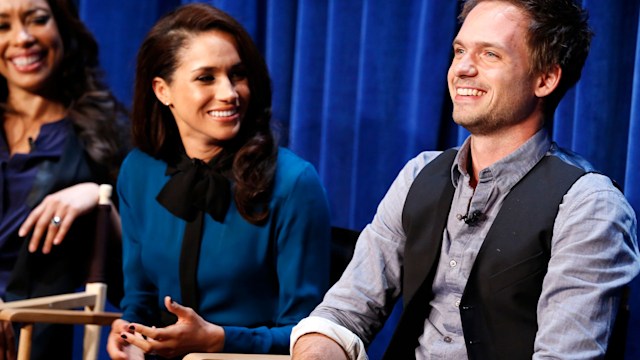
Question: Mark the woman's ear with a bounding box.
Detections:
[535,64,562,98]
[152,77,172,106]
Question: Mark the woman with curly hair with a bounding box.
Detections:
[0,0,128,358]
[107,3,331,359]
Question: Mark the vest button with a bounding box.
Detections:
[449,259,457,267]
[443,336,452,343]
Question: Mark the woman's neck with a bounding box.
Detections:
[6,88,67,123]
[3,89,67,154]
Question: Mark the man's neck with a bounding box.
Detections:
[467,121,543,185]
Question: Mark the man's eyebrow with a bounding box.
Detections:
[452,39,507,51]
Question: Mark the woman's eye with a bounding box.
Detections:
[196,75,214,82]
[230,69,247,81]
[31,15,50,25]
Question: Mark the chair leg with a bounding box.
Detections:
[83,283,108,360]
[17,324,32,360]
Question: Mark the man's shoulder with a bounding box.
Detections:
[548,144,597,173]
[402,150,452,180]
[548,146,622,194]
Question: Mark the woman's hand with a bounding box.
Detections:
[107,318,145,360]
[18,182,101,254]
[120,296,225,358]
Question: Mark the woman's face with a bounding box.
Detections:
[0,0,64,93]
[153,30,250,161]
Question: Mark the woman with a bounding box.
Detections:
[107,3,331,359]
[0,0,127,358]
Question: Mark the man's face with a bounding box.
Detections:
[447,1,542,136]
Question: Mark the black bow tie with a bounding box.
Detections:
[156,153,232,222]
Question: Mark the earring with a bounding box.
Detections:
[165,102,171,106]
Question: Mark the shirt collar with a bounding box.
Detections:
[451,128,552,191]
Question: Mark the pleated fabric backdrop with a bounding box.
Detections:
[76,0,640,359]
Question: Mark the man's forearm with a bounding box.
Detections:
[291,333,349,360]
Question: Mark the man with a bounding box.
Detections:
[290,0,640,359]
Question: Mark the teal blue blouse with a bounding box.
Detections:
[117,147,331,354]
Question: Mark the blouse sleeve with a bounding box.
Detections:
[117,153,161,324]
[222,161,332,354]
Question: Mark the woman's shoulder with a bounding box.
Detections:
[120,148,166,176]
[273,147,323,193]
[275,147,319,177]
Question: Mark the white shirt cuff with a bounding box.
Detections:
[291,316,368,360]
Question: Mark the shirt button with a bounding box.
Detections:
[444,336,452,343]
[449,259,457,267]
[455,299,461,307]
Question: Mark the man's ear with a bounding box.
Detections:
[152,77,172,106]
[535,64,562,98]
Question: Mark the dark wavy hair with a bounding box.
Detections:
[0,0,127,175]
[132,3,277,224]
[460,0,593,117]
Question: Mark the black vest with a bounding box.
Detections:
[383,149,585,360]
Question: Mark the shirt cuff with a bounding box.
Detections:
[290,316,368,360]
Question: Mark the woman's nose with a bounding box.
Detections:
[14,26,36,46]
[217,77,239,103]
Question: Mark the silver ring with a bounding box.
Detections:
[51,216,62,227]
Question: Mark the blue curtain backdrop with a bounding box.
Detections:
[76,0,640,359]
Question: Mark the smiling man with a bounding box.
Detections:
[290,1,640,359]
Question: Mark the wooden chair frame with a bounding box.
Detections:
[0,185,122,360]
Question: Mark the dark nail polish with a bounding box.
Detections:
[129,325,135,331]
[121,334,127,339]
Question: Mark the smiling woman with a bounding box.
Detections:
[108,3,331,359]
[0,0,127,359]
[151,29,249,163]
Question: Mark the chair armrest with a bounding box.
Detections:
[183,354,290,360]
[0,308,121,326]
[0,292,97,310]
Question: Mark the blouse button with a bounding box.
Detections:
[449,259,457,267]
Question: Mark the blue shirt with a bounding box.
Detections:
[117,147,331,354]
[302,129,639,359]
[0,119,69,298]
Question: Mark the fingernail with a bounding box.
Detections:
[121,334,127,339]
[129,325,135,331]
